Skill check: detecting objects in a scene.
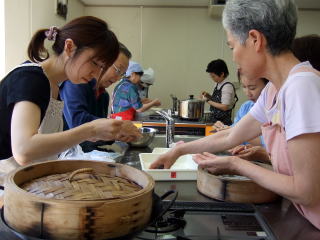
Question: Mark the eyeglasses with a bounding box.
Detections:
[113,64,126,78]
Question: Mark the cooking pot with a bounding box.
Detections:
[3,160,160,240]
[178,95,205,120]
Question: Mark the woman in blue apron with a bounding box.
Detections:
[111,61,161,120]
[202,59,238,125]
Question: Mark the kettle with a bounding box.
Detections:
[178,95,205,120]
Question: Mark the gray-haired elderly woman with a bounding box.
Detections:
[150,0,320,229]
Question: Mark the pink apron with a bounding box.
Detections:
[261,67,320,229]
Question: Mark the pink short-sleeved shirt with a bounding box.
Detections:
[250,62,320,140]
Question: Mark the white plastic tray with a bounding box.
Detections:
[152,148,171,154]
[139,153,198,181]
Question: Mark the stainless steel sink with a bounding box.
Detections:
[149,134,202,148]
[119,134,202,168]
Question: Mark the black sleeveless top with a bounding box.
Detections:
[209,82,238,126]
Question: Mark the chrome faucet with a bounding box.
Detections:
[156,110,175,148]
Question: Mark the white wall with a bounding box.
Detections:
[3,2,320,113]
[0,0,5,78]
[85,6,235,110]
[84,5,320,112]
[3,0,84,74]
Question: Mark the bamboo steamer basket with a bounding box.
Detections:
[3,160,155,240]
[197,163,279,203]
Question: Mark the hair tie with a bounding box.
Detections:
[45,26,59,41]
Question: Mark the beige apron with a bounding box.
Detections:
[0,63,64,186]
[261,66,320,229]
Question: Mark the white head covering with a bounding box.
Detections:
[140,68,155,86]
[125,61,144,77]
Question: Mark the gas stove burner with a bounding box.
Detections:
[135,210,186,240]
[145,216,186,233]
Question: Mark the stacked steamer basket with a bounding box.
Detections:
[4,160,154,240]
[197,162,279,203]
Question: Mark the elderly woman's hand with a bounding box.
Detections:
[193,152,238,174]
[150,149,179,169]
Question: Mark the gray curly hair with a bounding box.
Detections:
[222,0,297,55]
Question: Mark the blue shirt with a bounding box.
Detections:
[233,100,254,125]
[60,79,109,130]
[112,78,143,113]
[233,100,265,147]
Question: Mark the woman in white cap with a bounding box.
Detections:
[138,68,155,100]
[111,61,161,120]
[150,0,320,229]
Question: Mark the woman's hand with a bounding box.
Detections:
[149,149,179,169]
[201,91,211,99]
[213,121,230,132]
[193,152,238,174]
[170,140,185,148]
[201,96,208,101]
[228,144,252,155]
[116,120,142,142]
[88,119,141,142]
[230,145,271,163]
[152,98,161,107]
[141,98,152,104]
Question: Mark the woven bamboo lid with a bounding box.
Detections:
[21,168,142,201]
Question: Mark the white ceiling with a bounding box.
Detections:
[80,0,320,9]
[80,0,208,7]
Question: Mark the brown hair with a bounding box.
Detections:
[292,34,320,71]
[27,16,119,72]
[119,42,132,59]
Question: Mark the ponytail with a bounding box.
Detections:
[27,16,119,69]
[27,29,50,62]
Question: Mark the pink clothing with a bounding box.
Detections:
[251,62,320,141]
[250,62,320,229]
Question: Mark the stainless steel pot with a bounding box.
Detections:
[178,95,205,120]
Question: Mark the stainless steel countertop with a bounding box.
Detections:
[135,111,214,126]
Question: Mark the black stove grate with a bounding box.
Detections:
[162,200,256,213]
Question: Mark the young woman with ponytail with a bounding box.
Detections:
[0,16,141,175]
